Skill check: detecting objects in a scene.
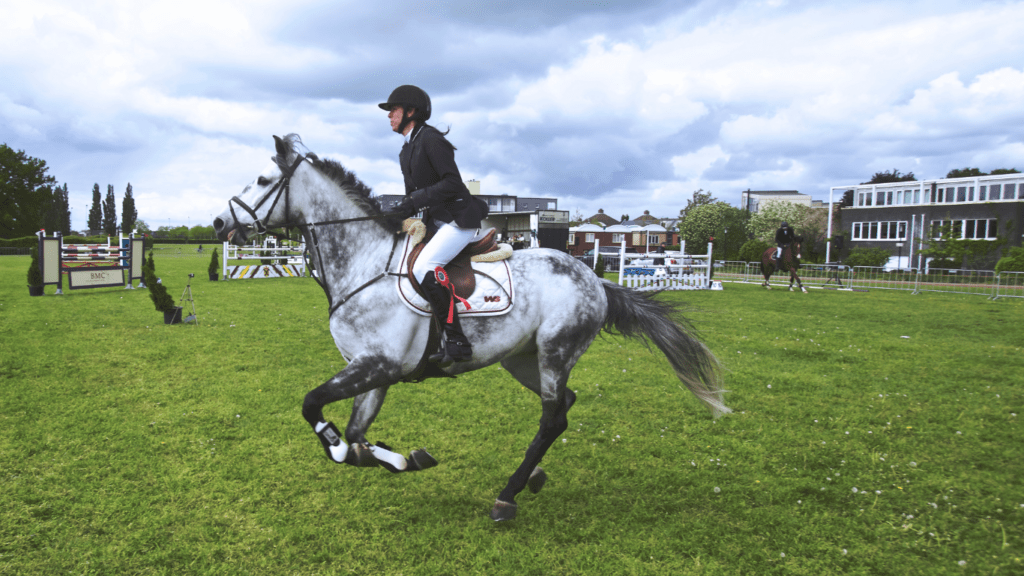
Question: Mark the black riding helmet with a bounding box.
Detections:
[780,221,790,228]
[379,85,432,121]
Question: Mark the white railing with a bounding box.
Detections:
[618,242,713,291]
[222,241,306,279]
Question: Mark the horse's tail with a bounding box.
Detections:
[600,280,730,418]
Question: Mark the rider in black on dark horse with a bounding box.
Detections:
[774,221,795,266]
[381,85,489,367]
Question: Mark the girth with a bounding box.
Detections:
[406,228,498,298]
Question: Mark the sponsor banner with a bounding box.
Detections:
[68,268,124,289]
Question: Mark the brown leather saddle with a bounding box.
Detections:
[406,228,499,299]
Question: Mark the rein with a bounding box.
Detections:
[228,152,402,315]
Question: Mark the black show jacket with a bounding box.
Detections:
[400,124,488,231]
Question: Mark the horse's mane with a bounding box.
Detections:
[275,134,402,233]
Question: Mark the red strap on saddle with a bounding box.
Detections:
[434,266,471,323]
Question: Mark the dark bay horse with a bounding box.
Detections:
[761,236,807,292]
[213,134,730,521]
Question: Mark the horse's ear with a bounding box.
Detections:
[273,135,287,159]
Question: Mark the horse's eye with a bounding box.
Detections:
[257,176,270,186]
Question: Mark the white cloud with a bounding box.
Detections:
[4,0,1024,231]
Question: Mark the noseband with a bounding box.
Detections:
[228,154,308,236]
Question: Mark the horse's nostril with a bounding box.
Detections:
[213,217,225,232]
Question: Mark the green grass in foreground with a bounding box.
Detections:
[1,253,1022,575]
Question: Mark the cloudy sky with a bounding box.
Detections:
[3,0,1023,232]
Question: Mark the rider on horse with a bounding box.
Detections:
[774,221,795,268]
[381,85,489,367]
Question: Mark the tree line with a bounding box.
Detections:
[1,143,138,239]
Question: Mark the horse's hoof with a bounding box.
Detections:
[789,287,794,292]
[801,287,808,293]
[490,499,517,521]
[344,443,379,467]
[527,467,547,494]
[408,449,438,471]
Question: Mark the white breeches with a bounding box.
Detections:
[413,222,483,283]
[776,247,782,258]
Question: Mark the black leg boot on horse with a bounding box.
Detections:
[420,268,473,368]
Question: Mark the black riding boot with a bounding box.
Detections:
[420,273,473,367]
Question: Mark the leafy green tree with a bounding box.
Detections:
[994,246,1024,273]
[88,184,102,231]
[0,143,57,239]
[135,220,151,234]
[711,205,750,260]
[102,184,117,236]
[863,169,916,184]
[946,167,985,178]
[189,224,216,239]
[845,247,892,268]
[679,189,717,222]
[990,168,1021,175]
[738,238,771,262]
[679,202,731,254]
[121,183,137,234]
[746,199,807,242]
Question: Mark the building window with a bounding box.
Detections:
[547,201,556,209]
[568,233,575,245]
[931,219,997,239]
[852,221,907,241]
[1005,183,1018,200]
[979,186,987,201]
[612,233,624,243]
[585,233,595,242]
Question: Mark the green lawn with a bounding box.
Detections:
[2,253,1022,575]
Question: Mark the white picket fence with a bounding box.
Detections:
[616,241,714,291]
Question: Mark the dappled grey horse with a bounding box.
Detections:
[214,134,729,521]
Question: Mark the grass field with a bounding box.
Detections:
[2,252,1022,575]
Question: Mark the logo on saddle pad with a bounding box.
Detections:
[484,295,501,303]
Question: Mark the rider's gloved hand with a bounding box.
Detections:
[388,197,417,219]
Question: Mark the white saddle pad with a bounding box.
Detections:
[395,233,515,317]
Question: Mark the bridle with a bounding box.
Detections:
[226,152,401,315]
[228,153,392,237]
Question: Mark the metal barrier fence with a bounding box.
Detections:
[994,271,1024,299]
[715,260,1024,299]
[714,261,848,289]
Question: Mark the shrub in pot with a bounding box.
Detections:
[208,247,219,281]
[594,253,606,278]
[27,246,44,296]
[143,260,180,323]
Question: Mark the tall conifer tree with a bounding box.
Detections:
[59,183,71,234]
[88,184,102,232]
[121,182,137,234]
[102,184,117,236]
